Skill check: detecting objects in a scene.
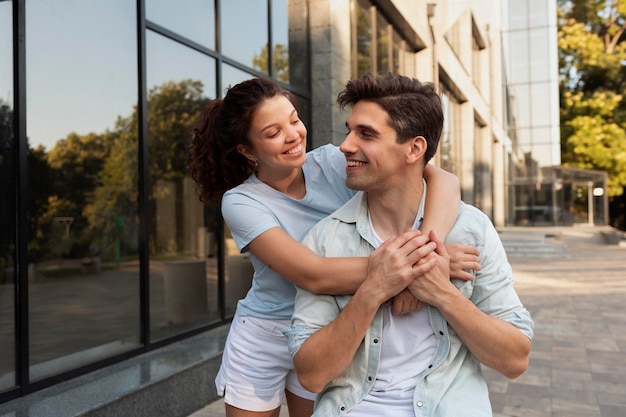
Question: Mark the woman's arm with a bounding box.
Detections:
[390,164,463,313]
[422,163,460,236]
[247,165,462,295]
[423,164,481,280]
[247,228,435,295]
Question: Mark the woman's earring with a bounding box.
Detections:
[253,160,258,168]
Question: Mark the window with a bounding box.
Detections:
[146,0,215,49]
[0,0,15,392]
[354,0,373,77]
[25,0,140,381]
[271,0,309,90]
[440,91,460,174]
[221,0,269,74]
[146,31,219,341]
[352,0,414,77]
[2,0,313,402]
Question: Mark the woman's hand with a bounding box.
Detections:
[446,243,481,281]
[389,288,424,315]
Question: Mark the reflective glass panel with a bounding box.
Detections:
[440,92,453,172]
[508,0,528,31]
[355,0,373,77]
[528,0,549,29]
[511,83,531,127]
[26,0,140,381]
[508,31,529,83]
[529,28,550,82]
[146,31,219,341]
[221,0,268,73]
[376,12,390,73]
[392,31,401,74]
[222,64,255,92]
[146,0,215,49]
[530,141,555,168]
[0,0,15,391]
[530,82,551,127]
[271,0,290,83]
[224,224,253,318]
[271,0,309,90]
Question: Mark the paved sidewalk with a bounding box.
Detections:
[189,228,626,417]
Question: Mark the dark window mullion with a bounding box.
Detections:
[137,0,150,348]
[268,0,273,78]
[15,0,30,396]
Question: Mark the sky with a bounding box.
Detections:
[25,1,138,150]
[0,2,13,107]
[14,0,289,151]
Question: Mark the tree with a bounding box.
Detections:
[27,144,57,262]
[84,79,209,258]
[558,0,626,229]
[252,43,290,83]
[0,99,15,272]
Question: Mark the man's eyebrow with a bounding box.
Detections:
[346,121,379,136]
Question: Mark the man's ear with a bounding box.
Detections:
[407,136,427,164]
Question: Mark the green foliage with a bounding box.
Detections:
[28,79,210,262]
[147,79,209,181]
[252,43,290,83]
[558,0,626,200]
[0,100,15,272]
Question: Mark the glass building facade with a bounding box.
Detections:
[1,0,311,403]
[502,0,608,226]
[1,0,602,410]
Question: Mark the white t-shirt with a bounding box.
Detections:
[348,185,437,416]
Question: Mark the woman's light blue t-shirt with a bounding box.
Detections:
[221,144,356,319]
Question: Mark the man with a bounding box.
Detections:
[285,73,534,417]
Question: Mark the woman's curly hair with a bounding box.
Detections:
[187,78,296,203]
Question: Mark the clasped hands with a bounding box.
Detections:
[365,229,481,315]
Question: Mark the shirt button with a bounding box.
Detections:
[417,401,423,407]
[368,376,372,381]
[373,338,379,344]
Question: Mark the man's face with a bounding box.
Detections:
[339,101,411,192]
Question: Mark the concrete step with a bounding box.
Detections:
[502,240,566,258]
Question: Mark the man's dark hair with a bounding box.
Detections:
[337,72,443,164]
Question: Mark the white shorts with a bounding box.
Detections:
[215,313,316,411]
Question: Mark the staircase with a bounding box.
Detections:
[498,229,566,258]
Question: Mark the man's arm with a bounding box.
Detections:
[435,288,531,378]
[292,232,435,393]
[408,230,532,379]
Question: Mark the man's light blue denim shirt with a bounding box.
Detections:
[286,190,534,417]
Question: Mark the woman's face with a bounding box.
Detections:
[246,95,307,174]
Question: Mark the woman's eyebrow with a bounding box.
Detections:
[259,109,297,133]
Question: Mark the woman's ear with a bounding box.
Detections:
[236,144,254,160]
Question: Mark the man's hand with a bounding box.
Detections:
[363,230,437,306]
[406,230,455,306]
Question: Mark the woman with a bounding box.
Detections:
[187,78,479,417]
